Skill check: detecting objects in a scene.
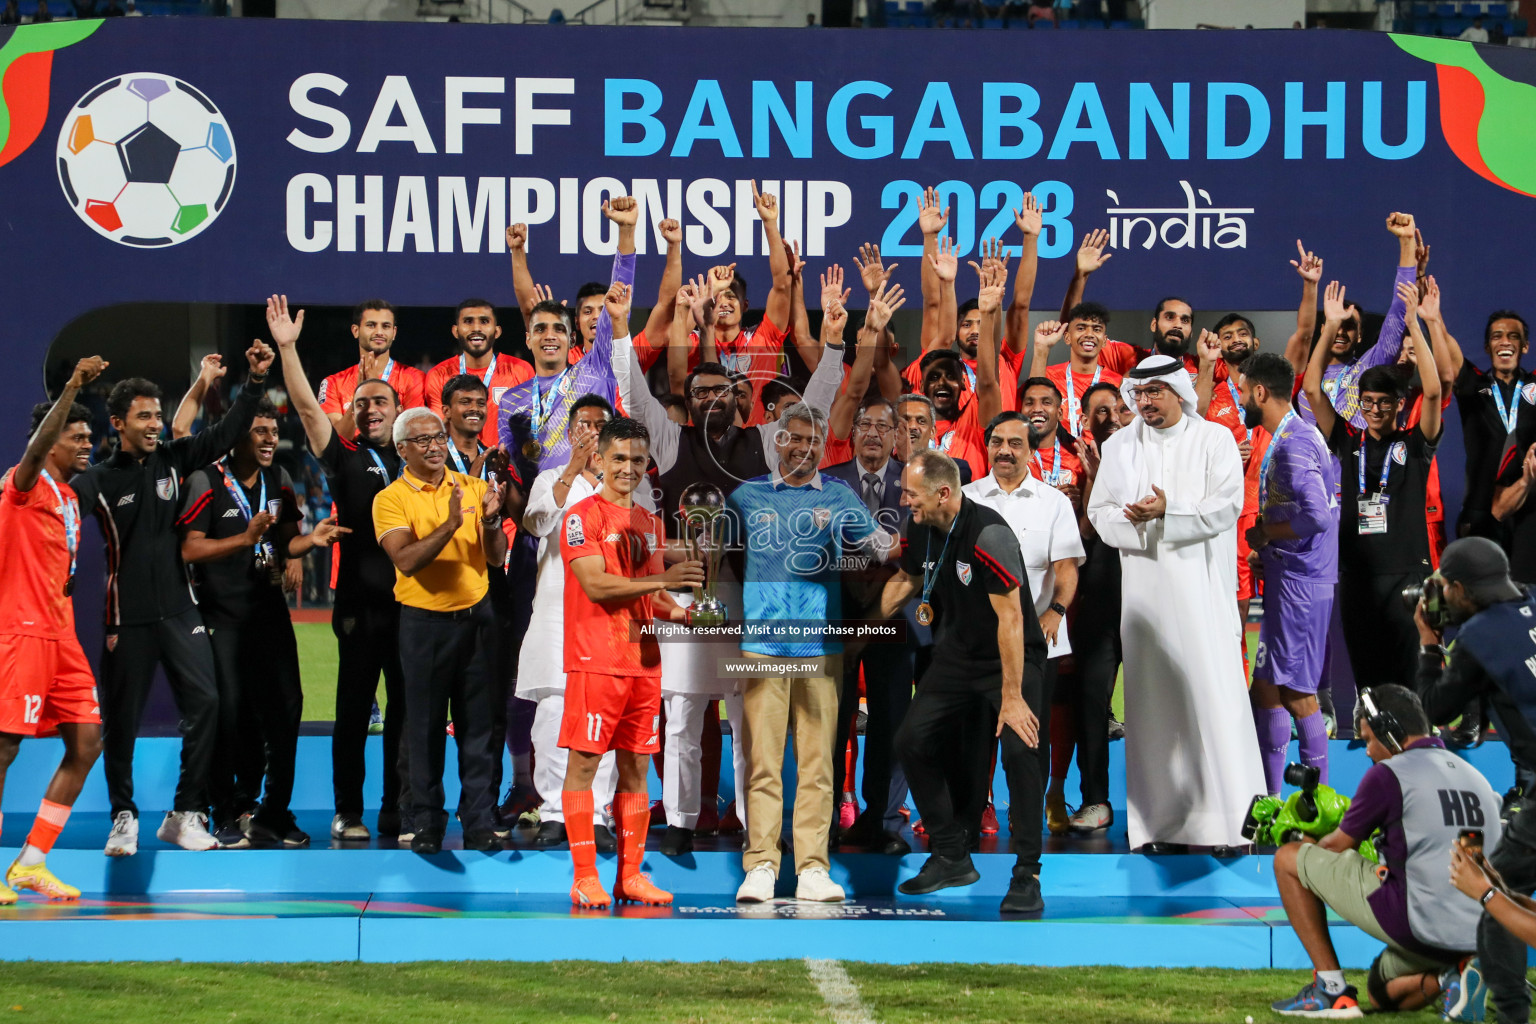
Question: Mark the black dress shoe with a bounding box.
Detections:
[660,825,694,856]
[593,824,617,853]
[411,832,443,855]
[1211,845,1246,858]
[881,831,912,857]
[1446,722,1483,748]
[532,820,567,848]
[1142,842,1189,855]
[999,873,1044,915]
[463,829,500,852]
[897,853,980,895]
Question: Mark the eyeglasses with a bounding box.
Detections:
[690,385,734,400]
[1129,385,1171,400]
[404,433,449,449]
[1358,397,1398,410]
[854,419,894,435]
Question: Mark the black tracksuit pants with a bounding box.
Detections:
[832,632,913,828]
[100,607,219,818]
[207,605,302,827]
[331,600,410,818]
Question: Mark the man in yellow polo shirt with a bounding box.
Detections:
[374,408,508,854]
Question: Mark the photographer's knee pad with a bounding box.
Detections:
[1367,954,1400,1012]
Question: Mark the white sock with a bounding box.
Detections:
[18,843,45,868]
[1317,970,1347,995]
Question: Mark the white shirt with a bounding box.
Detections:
[1459,25,1489,41]
[963,471,1085,657]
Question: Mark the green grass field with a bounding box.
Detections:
[0,961,1322,1023]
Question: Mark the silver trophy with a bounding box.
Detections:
[680,481,728,628]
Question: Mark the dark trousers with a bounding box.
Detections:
[1483,794,1536,1023]
[331,600,409,817]
[831,633,913,828]
[1339,571,1421,691]
[955,660,1056,842]
[488,566,532,801]
[399,599,498,836]
[896,673,1045,876]
[100,607,219,817]
[207,607,302,826]
[1064,605,1119,807]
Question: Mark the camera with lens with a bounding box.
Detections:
[1241,762,1375,860]
[1401,573,1449,630]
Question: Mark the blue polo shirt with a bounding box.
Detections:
[727,470,885,657]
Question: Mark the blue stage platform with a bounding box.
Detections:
[0,737,1517,968]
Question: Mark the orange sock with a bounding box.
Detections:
[564,788,598,882]
[615,792,649,880]
[26,800,71,855]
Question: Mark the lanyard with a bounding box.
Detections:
[1357,433,1394,498]
[920,511,960,608]
[1225,377,1252,441]
[960,361,977,394]
[1494,379,1521,435]
[531,368,569,437]
[1063,365,1099,433]
[1033,442,1061,484]
[39,469,78,584]
[366,447,401,482]
[1259,411,1295,509]
[460,354,495,388]
[216,460,270,558]
[447,441,487,478]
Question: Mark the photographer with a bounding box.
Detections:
[1415,536,1536,1024]
[1270,685,1500,1018]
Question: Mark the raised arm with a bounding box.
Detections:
[785,239,821,373]
[506,222,538,326]
[588,196,638,368]
[969,250,1005,428]
[753,180,792,333]
[1399,280,1442,442]
[1305,282,1346,441]
[267,294,332,456]
[639,218,685,356]
[917,187,952,353]
[1194,329,1221,418]
[821,268,859,441]
[1355,212,1421,372]
[1418,275,1463,386]
[1283,239,1323,378]
[614,331,681,473]
[668,277,705,397]
[169,338,273,474]
[14,356,107,494]
[1029,318,1065,380]
[1059,228,1111,323]
[1006,194,1042,354]
[171,355,225,439]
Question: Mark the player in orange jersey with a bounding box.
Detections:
[423,299,534,448]
[559,417,703,908]
[0,356,108,903]
[318,299,427,437]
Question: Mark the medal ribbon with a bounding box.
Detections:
[1033,442,1062,485]
[1494,379,1521,436]
[920,511,961,611]
[1258,411,1295,510]
[460,354,496,388]
[1226,377,1253,442]
[1063,365,1100,434]
[216,459,271,561]
[39,469,78,587]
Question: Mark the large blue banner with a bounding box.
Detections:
[2,18,1534,456]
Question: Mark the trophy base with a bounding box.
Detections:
[686,605,727,629]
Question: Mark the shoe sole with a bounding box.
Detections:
[1000,894,1044,914]
[104,845,137,857]
[0,891,15,905]
[1445,966,1487,1022]
[796,894,846,903]
[735,892,773,903]
[1069,821,1112,834]
[12,881,79,902]
[898,866,981,895]
[1272,1008,1363,1020]
[615,893,674,905]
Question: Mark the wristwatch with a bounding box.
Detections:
[1048,602,1068,617]
[1421,643,1446,657]
[1482,887,1499,906]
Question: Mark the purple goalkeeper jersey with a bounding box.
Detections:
[497,251,633,474]
[1259,412,1340,584]
[1297,264,1417,430]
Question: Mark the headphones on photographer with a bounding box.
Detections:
[1357,688,1406,754]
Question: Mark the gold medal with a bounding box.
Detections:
[63,577,75,598]
[915,602,933,626]
[521,439,542,461]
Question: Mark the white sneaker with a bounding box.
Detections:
[736,863,777,903]
[795,867,846,903]
[104,811,139,857]
[156,811,219,851]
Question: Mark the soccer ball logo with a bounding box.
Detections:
[56,73,235,247]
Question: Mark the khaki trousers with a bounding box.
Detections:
[740,653,841,875]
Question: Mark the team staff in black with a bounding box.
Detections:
[879,450,1049,914]
[178,397,347,849]
[1306,280,1441,692]
[73,337,275,856]
[267,293,412,844]
[1411,538,1536,1024]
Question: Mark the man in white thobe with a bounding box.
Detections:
[1086,355,1264,852]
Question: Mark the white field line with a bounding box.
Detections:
[804,958,878,1024]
